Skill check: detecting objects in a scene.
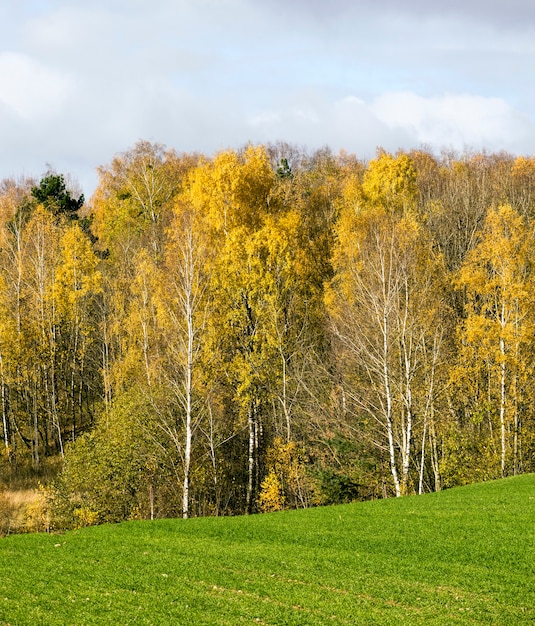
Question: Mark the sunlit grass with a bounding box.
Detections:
[0,474,533,625]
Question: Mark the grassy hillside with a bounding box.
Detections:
[0,475,533,625]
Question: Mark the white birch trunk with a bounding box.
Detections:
[499,334,507,477]
[246,403,256,513]
[182,292,194,519]
[382,308,400,497]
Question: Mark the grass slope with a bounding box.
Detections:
[0,475,533,625]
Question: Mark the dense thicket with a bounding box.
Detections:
[1,142,534,526]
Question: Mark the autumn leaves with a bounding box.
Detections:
[1,144,535,524]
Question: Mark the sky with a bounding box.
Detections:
[1,0,535,196]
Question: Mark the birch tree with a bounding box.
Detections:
[454,204,535,477]
[156,199,214,518]
[53,223,102,441]
[328,153,448,496]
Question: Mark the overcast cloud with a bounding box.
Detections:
[1,0,534,196]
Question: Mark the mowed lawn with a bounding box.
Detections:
[0,474,533,625]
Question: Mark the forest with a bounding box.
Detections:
[0,140,534,527]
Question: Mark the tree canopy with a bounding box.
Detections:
[1,142,535,528]
[31,173,84,220]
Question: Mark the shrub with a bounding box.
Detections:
[258,471,286,512]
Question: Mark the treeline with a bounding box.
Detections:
[1,141,534,526]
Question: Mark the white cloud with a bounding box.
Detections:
[258,0,535,31]
[248,111,281,127]
[244,93,411,158]
[1,0,535,197]
[372,92,535,153]
[242,90,535,161]
[0,52,72,120]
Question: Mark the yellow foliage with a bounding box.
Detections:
[361,151,417,213]
[456,205,535,318]
[258,472,286,513]
[24,486,51,533]
[258,438,310,512]
[511,155,535,181]
[73,507,99,528]
[53,223,102,317]
[90,140,183,254]
[187,145,275,235]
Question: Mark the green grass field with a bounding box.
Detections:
[0,474,533,625]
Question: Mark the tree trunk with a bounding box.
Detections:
[182,293,195,519]
[246,403,256,513]
[499,333,507,477]
[418,418,427,495]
